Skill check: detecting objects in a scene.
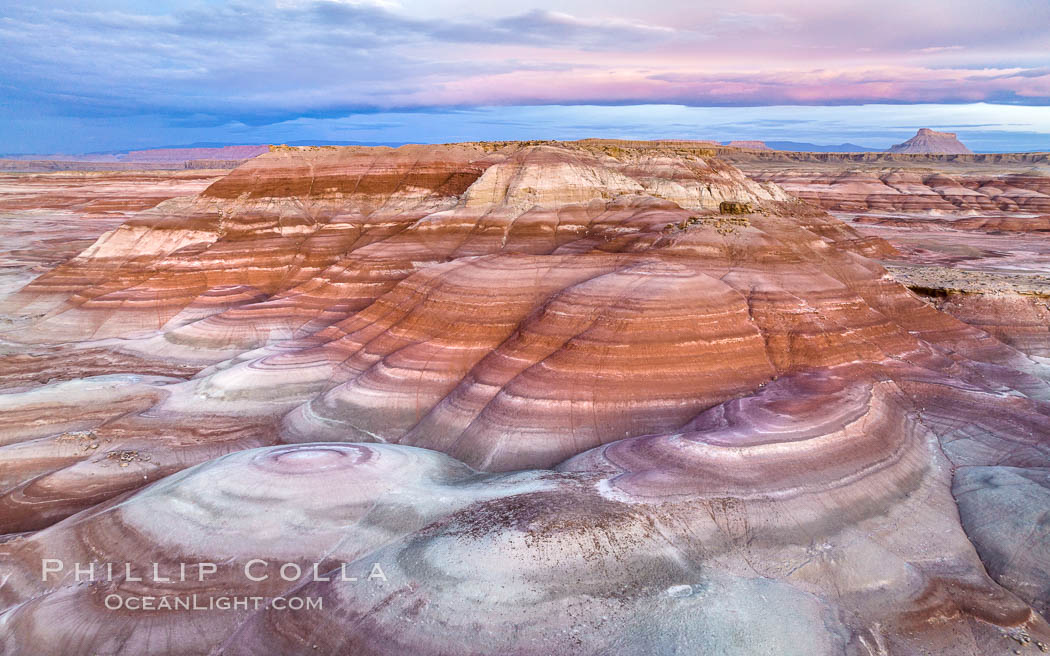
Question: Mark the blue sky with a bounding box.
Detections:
[2,1,1049,153]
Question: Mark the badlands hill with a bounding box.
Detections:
[889,128,973,154]
[0,141,1048,655]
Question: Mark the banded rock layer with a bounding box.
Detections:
[742,169,1050,213]
[732,155,1050,359]
[0,142,1049,655]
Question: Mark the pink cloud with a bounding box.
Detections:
[399,65,1050,108]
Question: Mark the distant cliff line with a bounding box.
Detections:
[719,150,1050,165]
[0,158,246,173]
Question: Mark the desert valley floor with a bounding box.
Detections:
[0,141,1048,655]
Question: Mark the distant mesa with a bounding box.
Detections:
[0,144,270,172]
[3,144,268,163]
[888,128,972,154]
[723,140,773,151]
[120,145,269,162]
[723,132,976,155]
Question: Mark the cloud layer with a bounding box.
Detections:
[1,1,1049,151]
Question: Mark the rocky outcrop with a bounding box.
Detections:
[885,266,1050,358]
[889,128,973,154]
[0,141,1049,655]
[718,200,754,214]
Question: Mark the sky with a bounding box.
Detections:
[1,0,1049,153]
